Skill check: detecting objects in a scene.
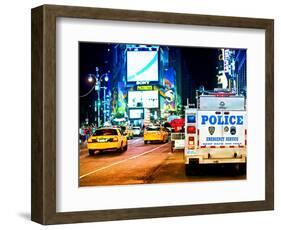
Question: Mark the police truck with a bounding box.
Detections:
[184,89,247,175]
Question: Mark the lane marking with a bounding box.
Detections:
[129,137,143,144]
[80,154,88,160]
[79,149,89,159]
[79,142,169,179]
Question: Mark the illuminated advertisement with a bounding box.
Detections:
[128,90,159,108]
[129,109,144,119]
[127,51,158,82]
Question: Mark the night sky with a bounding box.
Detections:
[79,43,218,96]
[182,47,218,88]
[79,43,219,123]
[180,47,218,104]
[79,42,112,96]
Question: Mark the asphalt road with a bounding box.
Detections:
[79,137,246,186]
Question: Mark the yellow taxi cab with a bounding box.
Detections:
[87,128,128,155]
[120,126,134,140]
[144,126,169,144]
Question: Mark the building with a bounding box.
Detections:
[234,49,247,96]
[216,48,247,96]
[105,43,185,126]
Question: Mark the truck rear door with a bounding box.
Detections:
[197,110,247,148]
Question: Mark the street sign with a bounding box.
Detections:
[137,85,153,91]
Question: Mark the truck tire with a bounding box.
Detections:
[238,163,246,175]
[185,164,199,176]
[232,163,243,175]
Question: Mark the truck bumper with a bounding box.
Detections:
[185,148,246,165]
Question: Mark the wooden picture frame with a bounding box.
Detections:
[31,4,274,225]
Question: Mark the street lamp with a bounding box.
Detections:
[100,86,107,125]
[80,68,110,127]
[93,67,109,127]
[87,75,94,83]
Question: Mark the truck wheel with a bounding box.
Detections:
[144,140,148,144]
[233,163,245,175]
[89,150,95,156]
[185,164,198,176]
[238,163,246,175]
[124,144,128,151]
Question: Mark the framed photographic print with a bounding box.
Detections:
[31,4,274,225]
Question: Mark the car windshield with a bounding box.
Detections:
[146,127,160,131]
[93,129,118,136]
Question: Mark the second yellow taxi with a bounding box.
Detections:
[144,126,169,144]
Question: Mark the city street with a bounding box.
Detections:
[79,137,246,186]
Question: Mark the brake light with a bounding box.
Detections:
[188,136,195,145]
[187,126,196,134]
[113,137,118,142]
[88,138,97,143]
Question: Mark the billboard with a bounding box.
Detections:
[127,51,158,82]
[129,109,144,119]
[128,90,159,108]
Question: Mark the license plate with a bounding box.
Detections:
[98,139,107,143]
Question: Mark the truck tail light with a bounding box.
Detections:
[187,126,196,134]
[188,136,195,145]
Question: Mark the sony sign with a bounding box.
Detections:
[136,80,150,85]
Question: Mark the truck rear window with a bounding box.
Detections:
[199,96,245,110]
